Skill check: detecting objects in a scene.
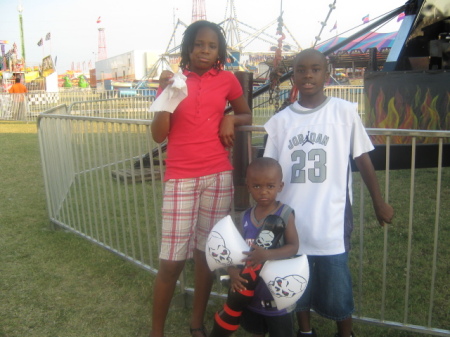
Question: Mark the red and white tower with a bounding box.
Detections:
[191,0,206,23]
[98,27,107,60]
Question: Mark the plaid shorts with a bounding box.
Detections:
[159,171,234,261]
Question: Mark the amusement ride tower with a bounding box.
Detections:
[191,0,206,22]
[97,27,107,61]
[222,0,241,51]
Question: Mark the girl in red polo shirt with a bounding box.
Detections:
[150,20,252,337]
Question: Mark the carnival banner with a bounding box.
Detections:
[361,70,450,171]
[364,70,450,145]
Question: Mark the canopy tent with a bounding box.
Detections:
[315,31,398,54]
[315,31,398,69]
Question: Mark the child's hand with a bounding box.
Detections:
[375,201,394,226]
[159,70,174,90]
[219,115,235,148]
[228,266,247,293]
[243,244,269,268]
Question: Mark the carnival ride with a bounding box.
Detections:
[129,0,304,94]
[266,0,449,170]
[1,40,58,92]
[254,0,448,107]
[0,42,30,91]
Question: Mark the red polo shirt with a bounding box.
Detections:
[164,68,243,180]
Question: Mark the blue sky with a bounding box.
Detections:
[1,0,406,74]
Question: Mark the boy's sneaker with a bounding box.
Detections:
[298,329,317,337]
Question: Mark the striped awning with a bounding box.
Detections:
[315,31,398,54]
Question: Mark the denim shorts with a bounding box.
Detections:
[295,253,354,321]
[240,308,295,337]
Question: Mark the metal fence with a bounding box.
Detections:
[68,97,156,120]
[38,106,164,273]
[1,85,363,123]
[0,89,157,122]
[37,107,450,336]
[252,85,366,123]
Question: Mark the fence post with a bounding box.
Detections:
[233,71,253,211]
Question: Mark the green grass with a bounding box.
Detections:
[1,123,152,336]
[1,121,448,337]
[351,168,450,332]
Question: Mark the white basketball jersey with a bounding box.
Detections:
[264,97,374,255]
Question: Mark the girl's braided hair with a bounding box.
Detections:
[179,20,228,71]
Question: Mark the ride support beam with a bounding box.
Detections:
[232,71,253,211]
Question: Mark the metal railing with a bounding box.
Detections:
[1,85,364,123]
[0,89,157,122]
[0,93,29,120]
[38,106,164,272]
[68,97,155,120]
[37,108,450,335]
[252,86,366,124]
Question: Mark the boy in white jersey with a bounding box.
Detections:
[263,49,394,337]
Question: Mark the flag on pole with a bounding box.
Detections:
[45,32,51,41]
[362,14,370,24]
[97,16,101,24]
[397,12,405,22]
[37,38,43,46]
[330,21,337,32]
